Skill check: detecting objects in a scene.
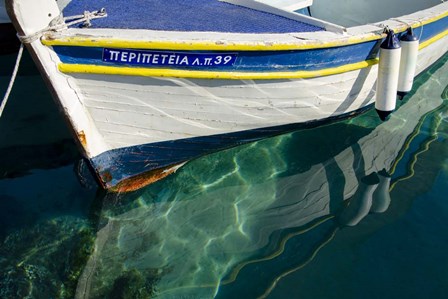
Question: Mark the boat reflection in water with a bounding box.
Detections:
[75,54,448,299]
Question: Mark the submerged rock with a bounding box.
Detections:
[0,217,96,299]
[109,269,159,299]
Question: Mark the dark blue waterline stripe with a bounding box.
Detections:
[62,0,323,33]
[90,104,373,188]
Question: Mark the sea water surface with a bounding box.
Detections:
[0,52,447,299]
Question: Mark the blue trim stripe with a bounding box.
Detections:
[390,15,448,47]
[411,13,448,42]
[54,40,379,72]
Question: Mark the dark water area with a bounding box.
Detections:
[0,51,447,299]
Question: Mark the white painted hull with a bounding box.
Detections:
[72,68,376,149]
[71,35,446,150]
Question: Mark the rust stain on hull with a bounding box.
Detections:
[77,130,87,148]
[109,163,184,193]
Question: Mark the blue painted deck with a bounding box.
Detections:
[62,0,323,33]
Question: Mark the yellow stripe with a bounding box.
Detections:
[58,59,379,80]
[43,34,382,51]
[46,25,446,53]
[416,9,448,27]
[419,29,448,50]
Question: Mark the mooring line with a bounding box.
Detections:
[0,43,24,119]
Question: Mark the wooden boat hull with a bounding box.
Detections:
[5,0,448,190]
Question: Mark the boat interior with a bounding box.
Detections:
[308,0,442,27]
[58,0,443,33]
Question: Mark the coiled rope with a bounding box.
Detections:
[0,8,107,119]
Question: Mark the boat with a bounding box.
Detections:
[5,0,448,192]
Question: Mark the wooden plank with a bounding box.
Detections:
[221,0,346,33]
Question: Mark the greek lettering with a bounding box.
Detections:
[108,50,120,61]
[103,48,237,67]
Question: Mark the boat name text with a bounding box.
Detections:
[103,48,237,68]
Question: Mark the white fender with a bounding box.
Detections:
[375,30,401,121]
[397,28,419,99]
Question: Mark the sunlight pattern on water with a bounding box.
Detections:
[71,55,448,299]
[1,52,447,298]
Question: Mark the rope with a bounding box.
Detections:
[0,43,24,119]
[17,8,107,44]
[17,14,65,44]
[0,8,107,119]
[65,8,107,28]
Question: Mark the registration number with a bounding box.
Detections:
[103,48,237,68]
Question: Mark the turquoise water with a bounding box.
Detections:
[0,52,447,299]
